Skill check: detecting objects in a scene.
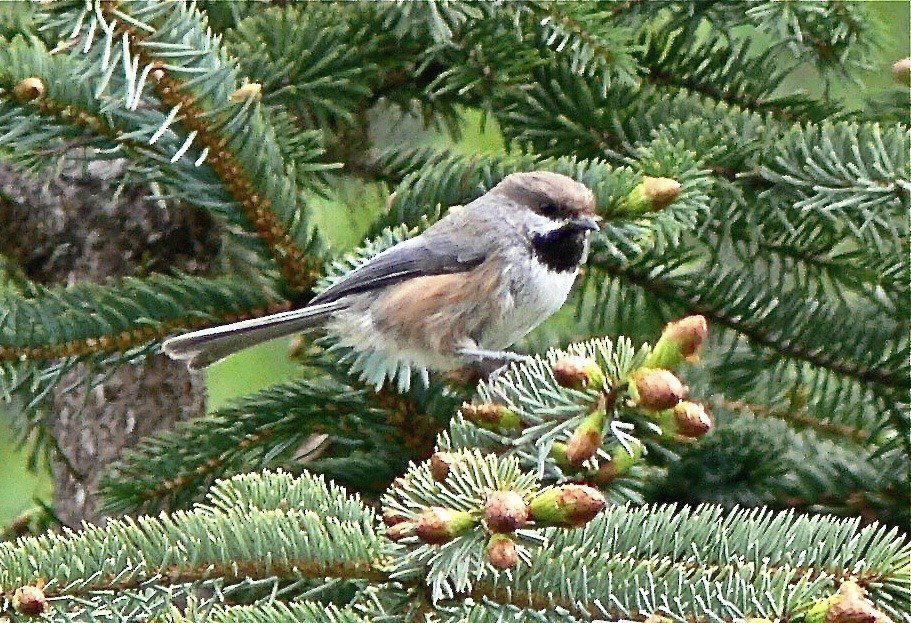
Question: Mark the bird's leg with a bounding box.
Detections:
[456,347,533,384]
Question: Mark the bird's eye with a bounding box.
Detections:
[539,202,560,217]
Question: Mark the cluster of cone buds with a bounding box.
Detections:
[385,453,606,570]
[548,315,711,476]
[805,581,894,623]
[629,315,713,439]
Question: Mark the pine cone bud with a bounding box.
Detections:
[529,484,606,528]
[617,176,683,215]
[484,490,529,533]
[826,582,894,623]
[14,585,49,616]
[647,315,708,368]
[486,533,519,570]
[644,615,674,623]
[13,77,46,102]
[229,82,262,102]
[460,402,521,431]
[10,511,32,536]
[565,408,606,465]
[553,355,606,389]
[892,58,910,85]
[673,401,712,438]
[414,507,476,544]
[385,521,414,542]
[382,508,408,526]
[430,451,458,481]
[629,368,687,411]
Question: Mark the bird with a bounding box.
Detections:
[163,171,598,389]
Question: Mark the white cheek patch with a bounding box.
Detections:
[528,214,565,236]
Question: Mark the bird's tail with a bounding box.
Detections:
[162,301,344,370]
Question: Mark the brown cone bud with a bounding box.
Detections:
[229,82,262,102]
[484,490,529,533]
[647,315,708,368]
[668,315,708,358]
[642,176,682,209]
[486,533,519,570]
[892,58,910,85]
[385,521,414,542]
[13,77,46,102]
[566,427,601,465]
[565,408,606,466]
[529,484,606,528]
[430,451,458,481]
[382,508,408,526]
[673,401,713,438]
[10,511,31,536]
[827,582,894,623]
[414,507,476,544]
[629,368,687,411]
[644,616,673,623]
[618,176,683,215]
[553,355,606,389]
[14,585,49,616]
[460,402,521,430]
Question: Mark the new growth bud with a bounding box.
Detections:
[553,355,606,389]
[592,440,643,485]
[486,533,519,570]
[14,585,49,616]
[529,484,606,528]
[892,58,910,86]
[13,77,46,102]
[460,402,521,431]
[647,315,708,369]
[628,368,687,411]
[565,408,606,465]
[382,508,408,526]
[430,451,458,481]
[806,581,894,623]
[673,401,712,438]
[229,82,262,102]
[484,490,529,533]
[414,507,476,544]
[385,521,414,542]
[617,176,683,215]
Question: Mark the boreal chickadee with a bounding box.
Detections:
[164,171,598,388]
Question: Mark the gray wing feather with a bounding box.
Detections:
[309,231,487,306]
[163,301,344,370]
[164,216,490,370]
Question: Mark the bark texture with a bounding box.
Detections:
[0,161,218,525]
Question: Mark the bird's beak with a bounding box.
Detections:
[568,215,600,232]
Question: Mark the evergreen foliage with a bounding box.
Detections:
[0,1,908,622]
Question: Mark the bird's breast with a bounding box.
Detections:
[479,254,578,349]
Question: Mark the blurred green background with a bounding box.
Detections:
[1,1,907,528]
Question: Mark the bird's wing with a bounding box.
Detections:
[310,232,488,306]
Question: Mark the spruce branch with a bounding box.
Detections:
[38,0,328,297]
[0,471,387,612]
[521,0,640,92]
[100,372,454,514]
[162,601,372,623]
[0,274,285,363]
[382,450,909,619]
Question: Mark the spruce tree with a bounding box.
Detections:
[0,2,908,622]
